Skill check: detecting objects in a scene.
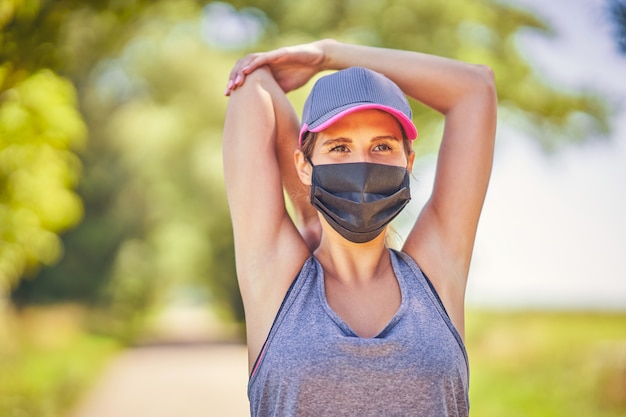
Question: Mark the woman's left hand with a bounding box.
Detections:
[225,40,328,96]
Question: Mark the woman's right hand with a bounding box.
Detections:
[225,40,331,96]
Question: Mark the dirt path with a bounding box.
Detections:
[68,343,250,417]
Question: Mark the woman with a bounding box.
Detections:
[223,39,496,416]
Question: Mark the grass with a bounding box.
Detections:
[466,310,626,417]
[0,304,120,417]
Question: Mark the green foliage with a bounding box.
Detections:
[466,310,626,417]
[0,67,85,292]
[15,4,246,331]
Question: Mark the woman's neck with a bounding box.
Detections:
[314,230,391,285]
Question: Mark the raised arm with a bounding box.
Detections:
[226,43,325,252]
[274,101,322,252]
[319,40,496,336]
[223,67,311,368]
[312,41,496,258]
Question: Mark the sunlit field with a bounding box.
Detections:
[466,310,626,417]
[0,305,120,417]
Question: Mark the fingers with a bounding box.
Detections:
[225,50,285,96]
[225,57,250,96]
[225,42,326,96]
[225,52,269,96]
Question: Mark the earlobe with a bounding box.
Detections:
[294,150,312,185]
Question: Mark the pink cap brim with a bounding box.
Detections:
[299,104,418,147]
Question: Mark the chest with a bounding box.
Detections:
[323,271,401,338]
[254,313,469,416]
[262,271,467,384]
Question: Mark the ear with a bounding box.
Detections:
[294,149,312,185]
[406,150,416,172]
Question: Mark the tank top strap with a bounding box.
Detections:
[249,256,318,379]
[390,249,468,370]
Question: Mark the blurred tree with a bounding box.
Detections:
[608,0,626,54]
[0,4,87,297]
[8,1,245,336]
[3,0,615,337]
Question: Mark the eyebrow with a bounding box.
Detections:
[371,135,401,142]
[321,135,400,146]
[321,137,352,147]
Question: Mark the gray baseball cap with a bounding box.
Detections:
[299,66,418,146]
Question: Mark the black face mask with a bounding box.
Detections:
[309,161,411,243]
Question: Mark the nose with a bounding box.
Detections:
[355,150,372,164]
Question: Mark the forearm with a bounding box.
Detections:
[223,68,285,228]
[317,39,495,115]
[225,65,320,250]
[273,80,321,250]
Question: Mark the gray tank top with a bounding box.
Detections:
[248,249,469,417]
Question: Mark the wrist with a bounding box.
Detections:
[316,38,342,71]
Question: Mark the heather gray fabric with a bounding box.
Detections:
[248,249,469,417]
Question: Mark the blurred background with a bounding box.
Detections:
[1,0,625,416]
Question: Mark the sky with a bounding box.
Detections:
[452,0,626,310]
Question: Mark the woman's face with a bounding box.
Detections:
[311,109,413,168]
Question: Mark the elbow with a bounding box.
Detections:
[457,64,497,117]
[477,64,495,82]
[475,64,497,101]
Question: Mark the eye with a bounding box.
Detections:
[373,143,393,152]
[329,144,350,153]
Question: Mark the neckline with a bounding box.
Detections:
[314,249,407,338]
